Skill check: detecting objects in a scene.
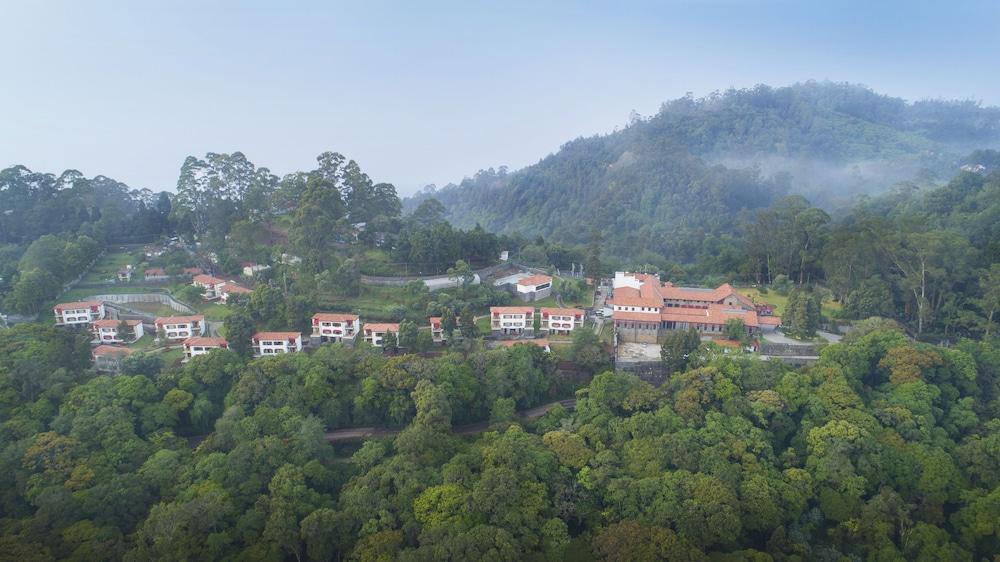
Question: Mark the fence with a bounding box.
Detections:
[360,263,512,287]
[90,293,197,315]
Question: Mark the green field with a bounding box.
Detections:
[320,285,415,322]
[738,287,841,317]
[80,249,139,284]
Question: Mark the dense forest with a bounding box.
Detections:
[2,81,1000,561]
[2,318,1000,560]
[408,82,1000,262]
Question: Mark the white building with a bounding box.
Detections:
[516,275,553,302]
[183,337,229,361]
[91,319,145,343]
[312,313,360,343]
[219,282,251,303]
[241,262,271,277]
[490,306,535,336]
[154,315,206,341]
[363,323,399,347]
[54,301,106,327]
[252,332,303,356]
[192,274,227,299]
[539,308,584,335]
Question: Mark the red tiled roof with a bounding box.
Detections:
[540,307,584,317]
[612,310,661,322]
[253,331,302,341]
[364,323,399,333]
[155,315,204,326]
[183,337,228,347]
[313,313,359,323]
[759,316,782,326]
[145,268,166,275]
[193,274,225,285]
[92,319,141,328]
[54,300,102,312]
[659,304,760,328]
[608,292,663,308]
[491,306,535,316]
[518,274,553,287]
[182,267,203,275]
[92,345,133,358]
[222,283,251,294]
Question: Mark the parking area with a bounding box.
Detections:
[616,342,662,362]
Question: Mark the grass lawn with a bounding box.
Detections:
[128,334,157,350]
[81,250,139,283]
[191,302,234,321]
[158,348,186,367]
[531,286,595,309]
[739,287,841,317]
[320,285,416,322]
[59,285,163,302]
[475,316,492,334]
[126,302,178,317]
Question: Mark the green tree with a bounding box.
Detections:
[460,304,479,340]
[661,328,700,374]
[382,331,398,354]
[224,310,255,358]
[441,307,457,341]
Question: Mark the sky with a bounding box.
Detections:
[2,0,999,195]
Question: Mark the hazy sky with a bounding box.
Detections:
[3,1,999,194]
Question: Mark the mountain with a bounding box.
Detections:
[408,82,1000,263]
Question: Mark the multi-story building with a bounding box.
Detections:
[516,275,553,302]
[539,308,584,335]
[183,337,229,361]
[363,323,399,347]
[311,313,360,343]
[490,306,536,336]
[54,301,106,327]
[252,332,303,356]
[429,316,461,343]
[154,315,206,341]
[92,345,133,372]
[91,319,144,343]
[609,272,775,343]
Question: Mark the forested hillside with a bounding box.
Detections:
[410,82,1000,262]
[2,319,1000,560]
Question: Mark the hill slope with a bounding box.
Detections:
[409,82,1000,262]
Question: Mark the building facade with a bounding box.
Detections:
[183,337,229,360]
[363,323,400,347]
[539,307,584,335]
[516,275,553,302]
[610,272,775,343]
[312,313,360,343]
[54,301,106,327]
[155,315,206,341]
[490,306,536,336]
[252,332,303,356]
[92,319,145,343]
